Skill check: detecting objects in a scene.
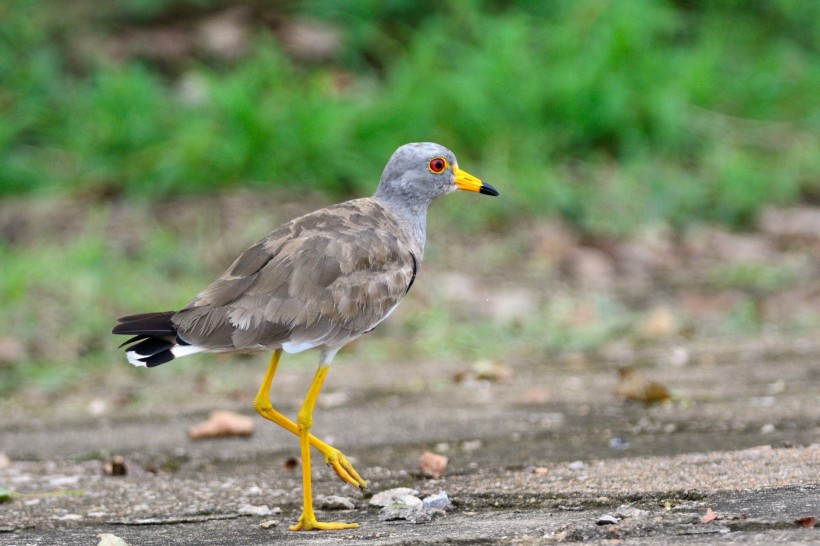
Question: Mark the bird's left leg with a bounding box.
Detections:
[253,350,366,489]
[289,364,359,531]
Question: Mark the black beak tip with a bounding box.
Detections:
[479,183,499,197]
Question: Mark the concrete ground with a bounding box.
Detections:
[1,335,818,545]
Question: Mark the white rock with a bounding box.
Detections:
[369,487,420,507]
[237,504,278,516]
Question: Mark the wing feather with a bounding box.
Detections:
[172,199,418,351]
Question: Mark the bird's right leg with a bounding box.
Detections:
[253,350,366,490]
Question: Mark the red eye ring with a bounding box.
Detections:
[428,157,447,174]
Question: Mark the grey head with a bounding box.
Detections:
[373,142,498,217]
[371,142,498,257]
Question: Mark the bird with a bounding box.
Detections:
[112,142,499,531]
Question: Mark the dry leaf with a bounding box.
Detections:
[522,387,551,404]
[103,455,127,476]
[795,516,816,529]
[638,306,677,339]
[615,367,671,405]
[453,360,513,383]
[701,507,717,523]
[419,451,448,478]
[188,410,254,440]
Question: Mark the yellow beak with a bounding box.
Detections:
[453,166,499,196]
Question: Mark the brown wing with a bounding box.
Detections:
[171,198,418,351]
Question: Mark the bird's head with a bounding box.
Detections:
[375,142,498,207]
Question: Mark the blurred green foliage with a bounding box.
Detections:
[1,0,818,235]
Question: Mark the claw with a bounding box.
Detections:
[322,447,367,490]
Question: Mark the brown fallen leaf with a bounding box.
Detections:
[795,516,816,529]
[188,410,254,440]
[282,456,300,472]
[522,387,551,404]
[638,306,677,339]
[615,367,671,405]
[453,360,513,383]
[103,455,127,476]
[419,451,448,478]
[701,507,717,523]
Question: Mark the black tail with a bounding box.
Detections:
[113,311,182,367]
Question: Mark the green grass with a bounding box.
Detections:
[1,0,818,234]
[1,1,819,403]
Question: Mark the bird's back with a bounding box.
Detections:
[172,198,420,353]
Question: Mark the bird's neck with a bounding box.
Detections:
[371,195,428,258]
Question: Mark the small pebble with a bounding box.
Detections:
[317,495,356,510]
[259,519,279,529]
[54,514,83,521]
[419,451,448,478]
[422,491,451,511]
[237,504,277,516]
[379,504,430,524]
[369,487,419,507]
[568,460,586,471]
[97,533,130,546]
[608,436,630,450]
[393,494,423,508]
[596,514,620,526]
[615,504,650,520]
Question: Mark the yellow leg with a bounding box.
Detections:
[289,365,359,531]
[253,351,366,490]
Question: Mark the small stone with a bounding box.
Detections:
[369,488,420,507]
[568,460,586,471]
[608,436,630,450]
[281,456,299,472]
[419,451,448,478]
[97,533,130,546]
[393,494,423,508]
[422,491,451,511]
[316,495,355,510]
[259,519,279,529]
[701,507,717,523]
[615,504,650,520]
[0,453,10,469]
[596,514,620,526]
[87,398,108,416]
[378,504,431,524]
[54,513,83,521]
[237,504,277,516]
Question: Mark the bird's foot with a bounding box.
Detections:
[289,513,359,531]
[322,446,367,490]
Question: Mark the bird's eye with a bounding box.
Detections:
[427,157,447,174]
